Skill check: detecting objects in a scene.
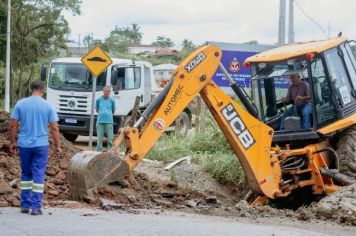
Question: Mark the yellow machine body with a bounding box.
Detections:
[68,44,352,200]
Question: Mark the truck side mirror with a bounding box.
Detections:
[111,69,119,94]
[41,64,47,81]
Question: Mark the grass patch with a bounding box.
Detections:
[146,119,245,186]
[146,134,194,161]
[194,152,245,186]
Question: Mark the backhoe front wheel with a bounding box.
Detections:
[336,125,356,181]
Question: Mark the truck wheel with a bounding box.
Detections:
[62,132,78,143]
[336,125,356,181]
[175,112,191,137]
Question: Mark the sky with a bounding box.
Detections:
[63,0,356,48]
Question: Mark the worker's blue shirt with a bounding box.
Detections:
[11,96,58,148]
[96,96,115,124]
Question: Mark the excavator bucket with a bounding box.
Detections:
[67,150,129,199]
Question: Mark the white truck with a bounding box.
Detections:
[41,57,192,142]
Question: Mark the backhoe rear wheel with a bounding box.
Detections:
[336,125,356,181]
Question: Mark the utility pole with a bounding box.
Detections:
[278,0,286,45]
[78,34,81,55]
[288,0,295,44]
[5,0,11,112]
[91,33,94,48]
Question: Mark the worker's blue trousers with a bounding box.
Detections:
[18,146,49,210]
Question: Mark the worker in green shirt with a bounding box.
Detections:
[96,86,116,151]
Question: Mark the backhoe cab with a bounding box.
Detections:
[246,36,356,185]
[246,37,356,145]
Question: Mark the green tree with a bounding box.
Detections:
[128,23,142,44]
[178,39,196,60]
[104,23,143,53]
[0,3,7,63]
[153,35,174,48]
[82,34,93,48]
[92,39,108,51]
[0,0,82,103]
[181,39,195,50]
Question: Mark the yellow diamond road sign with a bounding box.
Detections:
[81,46,112,77]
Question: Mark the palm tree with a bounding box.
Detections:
[83,34,92,48]
[128,23,143,44]
[153,35,174,48]
[181,39,195,49]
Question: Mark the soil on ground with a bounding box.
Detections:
[0,111,355,226]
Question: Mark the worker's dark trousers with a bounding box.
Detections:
[18,146,49,210]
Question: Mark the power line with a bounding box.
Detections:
[293,0,329,39]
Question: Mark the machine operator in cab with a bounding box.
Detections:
[281,73,312,129]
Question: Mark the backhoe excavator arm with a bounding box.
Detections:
[68,45,282,199]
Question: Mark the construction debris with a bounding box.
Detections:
[99,198,125,210]
[313,183,356,225]
[163,156,192,170]
[0,112,79,207]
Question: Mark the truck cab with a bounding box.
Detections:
[43,58,155,142]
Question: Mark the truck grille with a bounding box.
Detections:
[58,95,88,113]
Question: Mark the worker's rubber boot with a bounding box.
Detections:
[31,209,43,216]
[20,208,30,214]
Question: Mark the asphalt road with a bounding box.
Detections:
[0,207,354,236]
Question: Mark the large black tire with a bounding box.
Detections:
[336,125,356,180]
[62,132,78,143]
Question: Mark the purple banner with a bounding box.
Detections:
[212,50,257,88]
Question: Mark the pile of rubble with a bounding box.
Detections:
[312,183,356,225]
[0,111,80,207]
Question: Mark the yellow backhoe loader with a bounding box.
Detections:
[68,37,355,206]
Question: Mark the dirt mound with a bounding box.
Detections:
[0,111,80,207]
[312,183,356,225]
[96,172,211,211]
[92,160,248,212]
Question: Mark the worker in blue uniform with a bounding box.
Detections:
[9,80,62,215]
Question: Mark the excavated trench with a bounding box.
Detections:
[0,111,355,225]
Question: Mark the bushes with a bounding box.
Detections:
[146,120,245,186]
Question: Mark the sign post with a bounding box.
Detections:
[81,46,112,150]
[88,76,97,150]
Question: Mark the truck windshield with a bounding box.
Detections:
[48,63,107,90]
